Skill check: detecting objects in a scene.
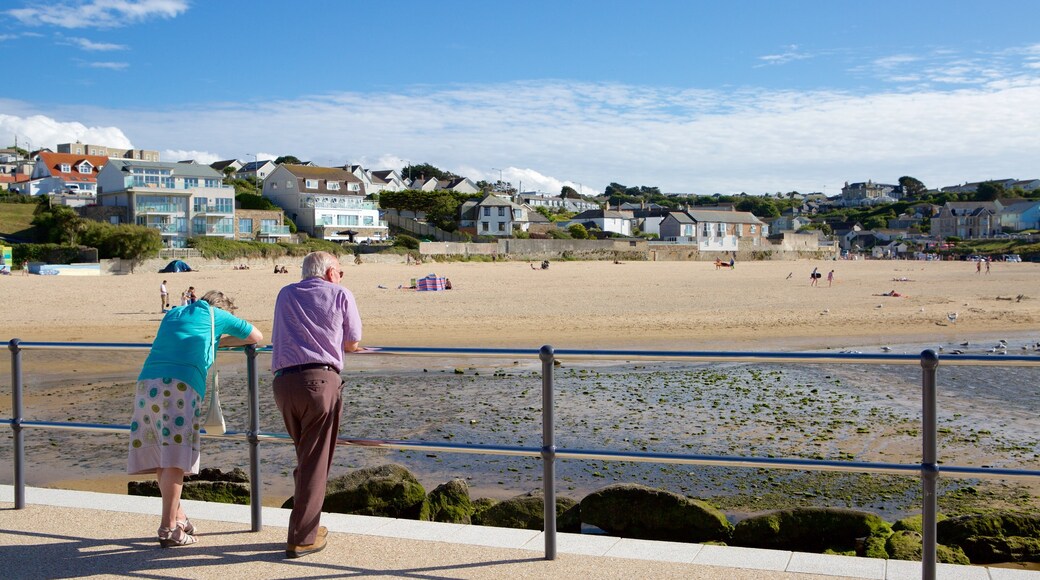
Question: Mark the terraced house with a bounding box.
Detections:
[262,164,388,242]
[96,160,236,248]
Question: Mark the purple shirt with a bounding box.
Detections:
[271,277,362,373]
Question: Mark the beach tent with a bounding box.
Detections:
[159,260,193,273]
[416,274,446,291]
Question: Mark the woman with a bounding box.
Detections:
[128,290,262,547]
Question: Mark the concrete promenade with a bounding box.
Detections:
[2,485,1038,579]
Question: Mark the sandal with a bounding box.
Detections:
[177,517,196,535]
[158,526,197,548]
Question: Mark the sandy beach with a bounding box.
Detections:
[3,258,1039,350]
[2,258,1040,509]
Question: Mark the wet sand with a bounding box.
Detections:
[2,259,1040,513]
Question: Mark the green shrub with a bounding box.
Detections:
[394,234,420,250]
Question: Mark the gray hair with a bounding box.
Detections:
[301,251,339,279]
[201,290,237,312]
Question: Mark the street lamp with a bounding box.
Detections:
[490,167,504,191]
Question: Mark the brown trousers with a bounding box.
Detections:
[273,368,343,546]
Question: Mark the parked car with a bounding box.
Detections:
[1002,254,1022,262]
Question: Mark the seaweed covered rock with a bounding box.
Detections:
[892,513,947,533]
[128,467,250,504]
[958,535,1040,564]
[420,479,473,524]
[281,464,426,518]
[471,497,497,522]
[936,512,1040,564]
[473,490,580,532]
[885,530,970,564]
[937,512,1040,545]
[732,507,891,555]
[580,484,731,543]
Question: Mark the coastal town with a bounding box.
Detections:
[1,142,1038,268]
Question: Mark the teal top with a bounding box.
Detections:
[138,300,254,397]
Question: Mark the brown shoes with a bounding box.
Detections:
[286,526,328,558]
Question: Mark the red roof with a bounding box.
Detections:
[36,151,109,183]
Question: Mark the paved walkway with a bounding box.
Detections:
[1,485,1037,579]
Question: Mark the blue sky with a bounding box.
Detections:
[3,0,1040,196]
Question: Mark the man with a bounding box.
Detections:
[160,280,169,312]
[271,251,363,558]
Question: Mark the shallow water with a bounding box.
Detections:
[2,339,1039,519]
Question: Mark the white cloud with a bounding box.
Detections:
[0,113,133,151]
[7,0,189,29]
[757,45,812,67]
[163,149,222,164]
[6,72,1040,196]
[67,36,127,51]
[86,61,128,70]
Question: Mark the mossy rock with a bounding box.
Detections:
[128,468,250,505]
[580,484,731,543]
[958,536,1040,564]
[892,513,948,533]
[281,463,426,518]
[419,479,473,524]
[885,530,970,564]
[937,512,1040,545]
[471,497,497,522]
[473,490,580,532]
[732,507,891,555]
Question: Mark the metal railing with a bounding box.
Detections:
[6,340,1040,579]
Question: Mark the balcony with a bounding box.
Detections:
[136,204,183,214]
[193,224,235,236]
[259,225,291,236]
[192,204,234,215]
[145,222,186,235]
[304,199,378,210]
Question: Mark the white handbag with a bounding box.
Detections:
[202,306,227,435]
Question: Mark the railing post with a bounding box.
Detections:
[920,349,939,580]
[8,339,25,509]
[245,344,262,531]
[539,344,557,560]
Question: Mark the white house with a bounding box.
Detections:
[263,164,387,242]
[566,208,634,236]
[27,151,109,197]
[96,160,235,248]
[659,209,768,251]
[459,194,531,237]
[237,159,277,184]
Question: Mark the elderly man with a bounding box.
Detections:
[271,251,363,558]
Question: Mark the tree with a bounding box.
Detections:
[568,223,589,239]
[32,202,85,245]
[734,196,780,218]
[80,222,163,273]
[561,185,579,197]
[898,176,927,198]
[975,181,1004,201]
[401,163,458,182]
[274,155,301,165]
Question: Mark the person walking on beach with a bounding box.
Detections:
[827,270,834,287]
[21,259,28,275]
[976,260,982,274]
[160,280,169,312]
[128,290,261,547]
[271,251,363,559]
[985,258,991,274]
[810,267,819,287]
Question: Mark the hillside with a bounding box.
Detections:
[0,202,37,242]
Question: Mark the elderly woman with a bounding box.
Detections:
[128,290,262,547]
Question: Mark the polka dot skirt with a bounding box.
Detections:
[127,377,202,475]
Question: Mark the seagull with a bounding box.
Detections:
[938,345,944,352]
[950,349,964,355]
[881,346,892,352]
[960,341,970,347]
[947,312,959,324]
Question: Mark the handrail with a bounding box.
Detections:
[8,339,1040,580]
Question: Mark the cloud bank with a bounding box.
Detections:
[4,76,1040,196]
